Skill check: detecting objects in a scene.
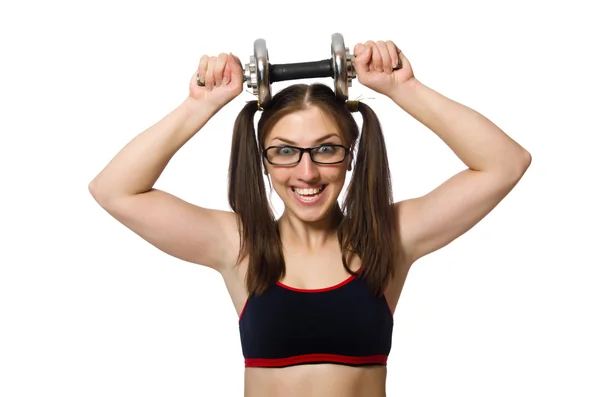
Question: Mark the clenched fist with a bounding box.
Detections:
[189,52,244,109]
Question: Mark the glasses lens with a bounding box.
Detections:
[266,146,301,165]
[311,145,346,163]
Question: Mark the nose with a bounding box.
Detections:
[296,151,320,181]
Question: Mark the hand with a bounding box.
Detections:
[189,52,244,109]
[353,40,414,97]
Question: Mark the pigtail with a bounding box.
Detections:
[339,100,398,296]
[228,100,263,212]
[228,100,284,296]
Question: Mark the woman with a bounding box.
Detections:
[89,39,531,396]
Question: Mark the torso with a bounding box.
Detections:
[218,238,412,397]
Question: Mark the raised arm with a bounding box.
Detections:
[390,77,531,263]
[353,40,531,264]
[88,52,245,272]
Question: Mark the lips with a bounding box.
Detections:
[290,184,328,204]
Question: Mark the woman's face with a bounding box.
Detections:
[263,106,351,225]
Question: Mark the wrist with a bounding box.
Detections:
[389,77,420,105]
[180,96,219,127]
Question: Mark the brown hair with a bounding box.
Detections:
[228,83,399,297]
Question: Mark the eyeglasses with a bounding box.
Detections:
[263,144,350,165]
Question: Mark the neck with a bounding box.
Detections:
[278,207,343,252]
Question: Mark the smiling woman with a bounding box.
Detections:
[229,84,398,303]
[88,39,531,397]
[229,86,397,384]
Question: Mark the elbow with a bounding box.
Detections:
[88,180,98,198]
[506,149,532,182]
[519,149,532,173]
[88,178,104,199]
[88,180,106,206]
[490,148,531,182]
[88,179,115,207]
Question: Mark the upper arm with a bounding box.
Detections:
[395,163,530,264]
[90,188,240,272]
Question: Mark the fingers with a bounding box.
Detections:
[376,41,392,73]
[354,40,401,74]
[353,43,366,58]
[204,56,215,89]
[385,40,401,69]
[365,41,382,72]
[222,55,232,86]
[196,52,232,90]
[353,43,371,76]
[197,55,208,86]
[214,53,228,86]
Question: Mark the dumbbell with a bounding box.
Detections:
[243,33,356,106]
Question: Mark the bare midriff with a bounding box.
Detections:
[244,363,387,397]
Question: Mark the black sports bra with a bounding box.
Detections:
[238,268,394,368]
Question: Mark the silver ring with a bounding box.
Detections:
[196,73,205,87]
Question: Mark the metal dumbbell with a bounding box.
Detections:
[243,33,356,106]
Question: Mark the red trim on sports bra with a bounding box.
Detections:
[383,294,394,317]
[245,353,388,367]
[276,272,357,292]
[238,298,249,322]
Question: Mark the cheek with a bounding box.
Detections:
[268,171,290,189]
[323,167,347,183]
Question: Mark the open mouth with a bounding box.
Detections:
[291,184,327,203]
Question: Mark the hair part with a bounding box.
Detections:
[228,83,399,297]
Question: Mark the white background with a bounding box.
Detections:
[1,0,598,396]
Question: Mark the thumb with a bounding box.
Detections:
[353,45,371,76]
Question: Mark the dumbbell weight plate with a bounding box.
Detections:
[243,39,271,105]
[331,33,355,101]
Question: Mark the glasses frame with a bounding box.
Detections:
[262,144,351,166]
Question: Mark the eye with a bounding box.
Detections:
[317,145,335,153]
[276,146,295,156]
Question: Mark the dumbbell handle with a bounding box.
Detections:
[269,59,333,82]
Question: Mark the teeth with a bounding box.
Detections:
[294,186,323,195]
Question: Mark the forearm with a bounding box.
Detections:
[89,97,218,200]
[390,78,531,174]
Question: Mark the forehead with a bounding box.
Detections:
[266,106,341,146]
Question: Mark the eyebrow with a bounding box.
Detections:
[271,133,341,145]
